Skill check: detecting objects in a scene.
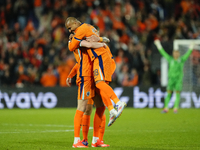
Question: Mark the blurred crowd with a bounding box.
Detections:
[0,0,200,87]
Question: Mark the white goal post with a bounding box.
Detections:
[174,39,200,51]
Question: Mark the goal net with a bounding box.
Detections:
[174,40,200,90]
[175,40,200,108]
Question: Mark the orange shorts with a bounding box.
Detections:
[93,52,112,82]
[77,76,95,100]
[87,98,94,105]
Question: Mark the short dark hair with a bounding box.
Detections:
[65,17,81,25]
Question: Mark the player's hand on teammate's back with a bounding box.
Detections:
[86,35,100,42]
[66,77,72,87]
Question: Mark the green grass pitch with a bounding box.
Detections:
[0,108,200,150]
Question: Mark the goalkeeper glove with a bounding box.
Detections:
[154,39,163,50]
[189,43,194,50]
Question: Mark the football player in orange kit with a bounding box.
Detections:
[67,33,108,148]
[65,17,126,128]
[67,60,109,148]
[67,26,116,147]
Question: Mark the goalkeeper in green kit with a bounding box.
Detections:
[154,39,194,113]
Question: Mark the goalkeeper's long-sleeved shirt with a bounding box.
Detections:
[158,48,192,80]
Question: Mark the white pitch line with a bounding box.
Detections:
[105,129,188,133]
[0,124,94,134]
[1,123,93,129]
[1,123,74,128]
[0,128,94,134]
[0,130,74,134]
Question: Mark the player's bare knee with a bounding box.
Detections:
[77,99,88,112]
[77,105,86,112]
[95,101,104,108]
[84,104,93,115]
[84,108,92,115]
[93,94,104,108]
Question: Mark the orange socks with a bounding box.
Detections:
[93,106,105,137]
[112,97,120,104]
[96,81,114,99]
[99,114,106,141]
[82,115,90,141]
[95,88,113,111]
[74,110,84,137]
[96,81,119,111]
[105,81,120,104]
[74,107,106,141]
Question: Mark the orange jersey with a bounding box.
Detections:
[105,45,113,59]
[68,23,107,61]
[105,46,116,74]
[73,48,81,63]
[72,47,93,80]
